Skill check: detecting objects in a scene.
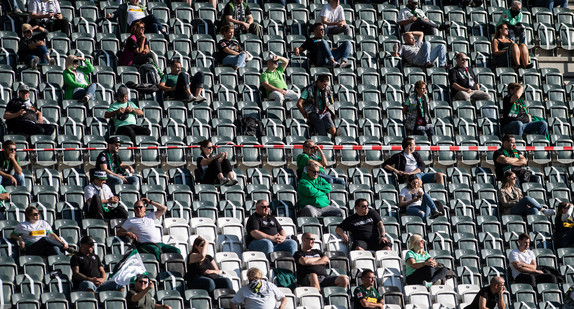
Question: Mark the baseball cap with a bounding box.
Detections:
[135,274,149,282]
[80,236,95,245]
[94,170,108,180]
[264,52,277,62]
[18,84,30,92]
[410,0,419,3]
[107,136,121,144]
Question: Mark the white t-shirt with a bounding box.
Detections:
[398,7,427,32]
[13,220,53,245]
[122,212,160,243]
[403,153,418,173]
[316,4,345,24]
[400,187,423,208]
[127,4,146,26]
[74,70,88,86]
[509,248,536,279]
[84,183,114,203]
[231,280,285,309]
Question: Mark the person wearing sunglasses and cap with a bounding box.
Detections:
[260,52,299,104]
[0,140,25,188]
[336,198,392,251]
[84,170,127,220]
[128,274,171,309]
[71,236,122,293]
[4,83,54,136]
[449,53,491,102]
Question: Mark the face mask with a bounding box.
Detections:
[510,9,520,17]
[249,280,265,297]
[407,3,416,10]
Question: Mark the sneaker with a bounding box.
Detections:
[181,94,195,103]
[30,57,40,70]
[66,246,78,254]
[48,58,56,65]
[542,208,555,217]
[525,63,534,69]
[430,209,443,219]
[438,22,450,31]
[340,62,351,69]
[82,94,91,104]
[229,178,239,186]
[194,94,207,102]
[425,62,434,68]
[220,177,230,186]
[423,281,433,289]
[332,61,340,68]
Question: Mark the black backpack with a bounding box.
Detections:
[239,116,264,138]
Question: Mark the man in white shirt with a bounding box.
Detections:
[316,0,350,35]
[392,31,447,68]
[509,233,558,287]
[84,170,127,220]
[28,0,71,35]
[118,198,180,261]
[231,268,287,309]
[398,0,449,35]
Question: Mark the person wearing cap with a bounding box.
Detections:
[63,54,96,103]
[104,86,151,145]
[0,140,25,188]
[158,59,206,103]
[392,31,447,68]
[230,267,287,309]
[449,53,491,102]
[118,198,181,261]
[71,236,123,293]
[128,274,172,309]
[28,0,71,36]
[260,52,299,104]
[84,170,127,220]
[18,23,53,70]
[398,0,449,35]
[95,137,139,192]
[294,22,351,68]
[316,0,350,36]
[4,84,54,136]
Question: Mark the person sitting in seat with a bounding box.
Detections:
[196,139,238,186]
[492,23,532,69]
[393,31,447,68]
[218,25,250,70]
[405,233,449,288]
[294,23,351,68]
[554,202,574,249]
[498,170,554,217]
[185,236,233,295]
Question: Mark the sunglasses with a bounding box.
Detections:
[306,238,315,241]
[8,148,16,152]
[259,206,270,209]
[139,280,149,284]
[134,206,145,209]
[32,213,39,216]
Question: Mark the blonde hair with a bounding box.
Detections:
[247,267,262,281]
[408,233,423,251]
[65,55,78,71]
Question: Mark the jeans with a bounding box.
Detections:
[25,45,50,65]
[248,238,298,259]
[511,196,542,216]
[222,53,247,68]
[73,83,97,100]
[26,236,65,256]
[1,173,25,188]
[405,193,438,219]
[318,172,346,186]
[268,90,299,103]
[300,205,344,218]
[315,40,351,66]
[308,112,335,136]
[415,172,438,184]
[78,280,122,292]
[170,72,205,100]
[408,126,435,140]
[502,120,548,137]
[325,25,351,36]
[453,90,492,102]
[413,42,446,67]
[106,174,140,193]
[187,276,233,294]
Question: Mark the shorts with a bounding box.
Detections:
[300,274,338,287]
[352,239,392,251]
[415,172,437,184]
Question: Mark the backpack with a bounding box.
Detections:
[273,268,296,291]
[139,63,161,85]
[240,116,264,138]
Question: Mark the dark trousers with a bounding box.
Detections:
[556,228,574,248]
[353,239,392,251]
[170,72,205,100]
[31,19,71,36]
[200,159,233,184]
[187,276,233,294]
[409,18,438,35]
[26,236,64,256]
[115,124,152,144]
[133,53,155,66]
[85,195,128,220]
[406,265,448,285]
[137,14,163,34]
[9,120,54,136]
[515,272,558,287]
[135,242,180,261]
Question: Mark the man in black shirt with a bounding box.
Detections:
[500,83,548,137]
[465,276,506,309]
[4,84,54,136]
[335,199,392,251]
[382,137,444,184]
[294,232,348,292]
[246,200,297,259]
[71,236,122,292]
[0,140,25,188]
[493,134,537,183]
[449,53,491,102]
[95,137,139,193]
[294,23,351,68]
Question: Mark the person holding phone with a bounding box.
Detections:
[104,86,150,144]
[18,23,53,70]
[4,84,54,136]
[399,174,442,219]
[128,274,171,309]
[296,139,345,185]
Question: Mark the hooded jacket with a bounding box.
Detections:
[297,172,332,208]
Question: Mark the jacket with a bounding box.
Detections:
[63,59,94,100]
[382,151,425,182]
[297,172,332,208]
[497,186,523,215]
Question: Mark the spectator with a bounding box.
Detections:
[316,0,350,35]
[296,139,345,185]
[4,84,54,136]
[554,202,574,248]
[400,174,443,219]
[500,84,547,137]
[71,236,123,292]
[158,59,206,103]
[335,199,392,251]
[492,24,532,69]
[63,55,96,103]
[185,236,233,295]
[230,268,287,309]
[298,161,344,218]
[0,140,25,188]
[296,74,337,138]
[497,1,526,44]
[11,206,74,257]
[294,23,351,68]
[104,86,151,144]
[220,0,263,39]
[294,232,349,292]
[118,21,158,67]
[398,0,449,35]
[127,274,171,309]
[449,53,492,102]
[260,52,299,104]
[218,25,250,70]
[106,0,168,36]
[18,23,53,70]
[404,80,433,139]
[393,31,447,68]
[498,170,554,217]
[405,233,449,288]
[382,137,445,184]
[464,276,506,309]
[353,269,384,309]
[538,0,568,10]
[196,139,238,186]
[245,200,298,259]
[96,137,140,191]
[28,0,70,36]
[493,134,539,184]
[118,198,181,261]
[84,170,128,220]
[509,233,558,287]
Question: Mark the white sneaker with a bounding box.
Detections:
[543,209,555,217]
[194,94,207,102]
[30,57,40,70]
[229,178,238,186]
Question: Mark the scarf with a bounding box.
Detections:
[502,148,519,173]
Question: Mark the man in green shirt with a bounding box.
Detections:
[104,86,151,144]
[0,140,25,188]
[260,52,299,104]
[353,269,384,309]
[298,160,343,218]
[296,139,345,185]
[497,0,525,44]
[158,59,206,102]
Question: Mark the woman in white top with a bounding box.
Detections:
[399,174,442,219]
[317,0,350,35]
